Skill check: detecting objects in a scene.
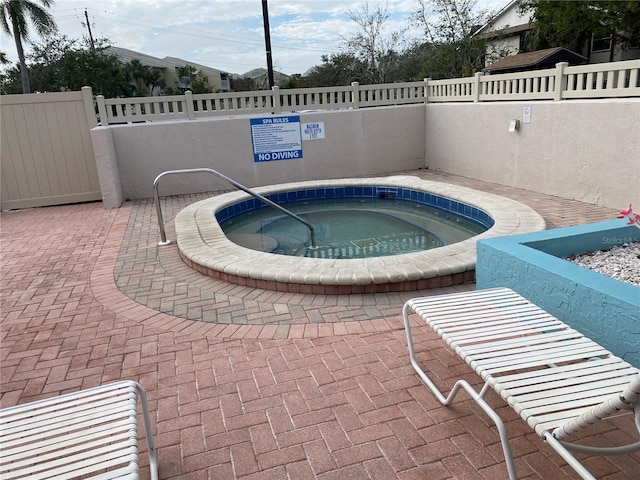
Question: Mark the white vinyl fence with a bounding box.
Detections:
[1,87,101,210]
[95,60,640,125]
[427,60,640,102]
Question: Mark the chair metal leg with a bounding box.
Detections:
[134,382,159,480]
[543,433,597,480]
[403,303,518,480]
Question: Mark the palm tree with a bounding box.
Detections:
[124,58,148,95]
[0,0,57,93]
[144,67,165,96]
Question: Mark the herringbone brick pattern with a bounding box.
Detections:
[2,170,637,479]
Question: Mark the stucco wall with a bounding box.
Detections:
[476,220,640,366]
[424,99,640,210]
[92,99,638,209]
[93,104,425,205]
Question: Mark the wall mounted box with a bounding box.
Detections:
[476,220,640,366]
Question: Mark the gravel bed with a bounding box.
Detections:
[567,242,640,287]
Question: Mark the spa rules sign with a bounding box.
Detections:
[251,115,303,162]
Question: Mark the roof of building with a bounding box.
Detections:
[106,46,174,69]
[473,0,524,36]
[239,68,289,80]
[476,22,532,40]
[105,47,229,76]
[482,47,588,73]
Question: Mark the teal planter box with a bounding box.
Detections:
[476,220,640,367]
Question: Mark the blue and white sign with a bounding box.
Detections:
[302,122,325,140]
[250,116,303,162]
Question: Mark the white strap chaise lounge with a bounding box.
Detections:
[402,287,640,480]
[0,380,158,480]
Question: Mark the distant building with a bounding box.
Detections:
[475,0,533,66]
[235,68,290,90]
[475,0,640,69]
[163,57,230,92]
[482,47,587,74]
[106,46,230,94]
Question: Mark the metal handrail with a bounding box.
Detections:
[152,168,316,247]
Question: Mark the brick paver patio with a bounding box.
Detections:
[2,170,638,479]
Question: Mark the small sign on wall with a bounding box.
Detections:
[522,106,532,124]
[301,122,325,140]
[250,115,303,162]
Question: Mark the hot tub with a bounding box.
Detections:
[175,176,546,293]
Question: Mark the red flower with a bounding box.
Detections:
[617,204,640,226]
[617,203,633,218]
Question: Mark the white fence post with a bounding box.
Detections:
[184,90,195,119]
[272,86,281,114]
[351,82,360,109]
[81,86,97,128]
[474,72,483,102]
[554,62,568,101]
[96,95,109,126]
[424,78,430,103]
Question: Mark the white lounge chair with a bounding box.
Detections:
[402,287,640,480]
[0,380,158,480]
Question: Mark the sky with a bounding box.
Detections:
[1,0,503,76]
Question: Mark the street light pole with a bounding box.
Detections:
[261,0,275,89]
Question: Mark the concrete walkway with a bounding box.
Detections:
[2,170,638,479]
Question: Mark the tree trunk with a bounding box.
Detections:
[12,17,30,94]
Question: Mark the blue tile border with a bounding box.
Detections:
[215,186,495,229]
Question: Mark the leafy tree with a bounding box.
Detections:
[144,66,165,95]
[279,73,304,89]
[123,59,164,96]
[22,33,73,92]
[0,34,142,96]
[0,0,57,93]
[60,46,133,97]
[230,75,257,92]
[1,34,77,93]
[411,0,494,79]
[303,53,368,87]
[518,1,640,56]
[0,64,19,92]
[189,76,213,94]
[175,64,214,93]
[396,41,435,81]
[341,1,407,84]
[124,59,148,94]
[301,0,496,84]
